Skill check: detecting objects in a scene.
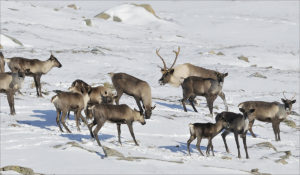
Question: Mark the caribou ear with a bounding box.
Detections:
[224,73,228,77]
[151,105,156,110]
[170,69,175,74]
[239,108,245,113]
[292,100,296,104]
[161,68,165,72]
[281,98,286,103]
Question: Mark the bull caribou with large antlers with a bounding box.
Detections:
[238,91,296,141]
[156,46,228,111]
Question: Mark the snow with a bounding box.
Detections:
[0,34,22,48]
[0,1,299,174]
[103,4,160,25]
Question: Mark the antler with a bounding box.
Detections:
[291,93,296,100]
[170,46,180,69]
[156,48,167,71]
[282,91,287,99]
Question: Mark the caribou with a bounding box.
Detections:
[238,92,296,141]
[156,47,228,111]
[109,72,156,119]
[4,53,62,97]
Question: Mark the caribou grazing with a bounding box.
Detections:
[0,52,4,73]
[238,92,296,141]
[88,104,146,147]
[187,114,229,156]
[181,72,228,115]
[219,108,255,159]
[109,72,156,119]
[51,87,92,133]
[0,69,27,115]
[156,47,228,111]
[4,53,62,97]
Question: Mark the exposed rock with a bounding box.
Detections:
[95,12,110,20]
[0,165,34,175]
[84,19,92,26]
[221,156,232,160]
[238,55,249,62]
[283,119,296,128]
[250,64,257,67]
[113,16,122,22]
[67,4,77,10]
[132,3,159,18]
[250,168,271,175]
[252,142,277,152]
[216,51,224,56]
[9,123,21,127]
[209,50,215,54]
[249,72,267,79]
[0,44,2,49]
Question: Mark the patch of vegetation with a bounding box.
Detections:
[238,55,249,62]
[95,12,110,20]
[275,151,291,165]
[252,142,277,152]
[249,72,267,79]
[283,119,296,128]
[84,19,92,26]
[0,165,35,175]
[67,4,77,10]
[113,16,122,22]
[132,4,160,18]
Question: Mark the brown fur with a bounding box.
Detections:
[109,72,155,119]
[4,54,62,97]
[181,72,228,115]
[88,104,145,149]
[238,99,296,141]
[0,52,5,73]
[0,71,26,115]
[51,89,91,133]
[187,114,228,156]
[219,108,255,159]
[68,79,114,119]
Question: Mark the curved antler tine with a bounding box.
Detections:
[156,48,167,71]
[282,91,287,99]
[291,93,296,100]
[170,46,180,69]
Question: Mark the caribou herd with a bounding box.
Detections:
[0,47,297,158]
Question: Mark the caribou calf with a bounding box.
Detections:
[0,70,26,115]
[187,114,229,156]
[219,108,255,159]
[4,53,62,97]
[109,72,156,119]
[238,92,296,141]
[88,104,146,147]
[181,72,228,115]
[68,79,114,119]
[51,87,92,133]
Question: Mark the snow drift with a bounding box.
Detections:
[95,4,160,25]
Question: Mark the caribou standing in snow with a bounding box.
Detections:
[156,47,228,111]
[238,92,296,141]
[4,53,62,97]
[0,69,28,115]
[109,72,156,119]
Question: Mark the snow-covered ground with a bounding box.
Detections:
[0,1,299,174]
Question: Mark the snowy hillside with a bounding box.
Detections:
[0,1,299,174]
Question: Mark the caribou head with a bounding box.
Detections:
[156,46,180,85]
[281,91,296,113]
